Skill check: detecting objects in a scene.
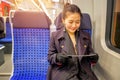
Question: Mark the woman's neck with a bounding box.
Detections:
[67,31,77,54]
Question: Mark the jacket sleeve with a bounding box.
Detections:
[48,32,58,65]
[87,33,99,63]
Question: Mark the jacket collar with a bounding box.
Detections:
[56,28,91,56]
[57,27,66,40]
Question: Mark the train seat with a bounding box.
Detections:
[0,44,5,66]
[0,17,5,38]
[10,10,51,80]
[5,17,12,42]
[0,17,12,54]
[54,13,92,35]
[0,17,5,66]
[80,13,92,35]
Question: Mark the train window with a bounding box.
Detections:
[111,0,120,49]
[106,0,120,53]
[3,6,9,16]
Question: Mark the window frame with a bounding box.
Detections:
[105,0,120,53]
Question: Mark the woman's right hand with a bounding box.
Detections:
[56,53,69,65]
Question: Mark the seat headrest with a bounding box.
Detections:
[6,17,10,23]
[0,17,4,32]
[80,13,92,29]
[54,13,63,30]
[12,10,51,28]
[54,13,92,30]
[0,17,4,23]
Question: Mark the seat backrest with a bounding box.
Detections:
[5,17,12,39]
[0,17,4,32]
[80,13,92,35]
[0,17,12,42]
[54,13,63,30]
[0,17,5,38]
[54,13,92,35]
[10,10,51,80]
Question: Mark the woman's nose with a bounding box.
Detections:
[72,23,76,27]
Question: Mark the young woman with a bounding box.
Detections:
[47,3,98,80]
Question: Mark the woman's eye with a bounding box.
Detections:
[76,22,80,24]
[69,22,73,24]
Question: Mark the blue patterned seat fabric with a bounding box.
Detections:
[10,11,51,80]
[0,17,12,42]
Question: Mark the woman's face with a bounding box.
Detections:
[62,12,81,34]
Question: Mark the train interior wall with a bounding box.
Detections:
[73,0,120,80]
